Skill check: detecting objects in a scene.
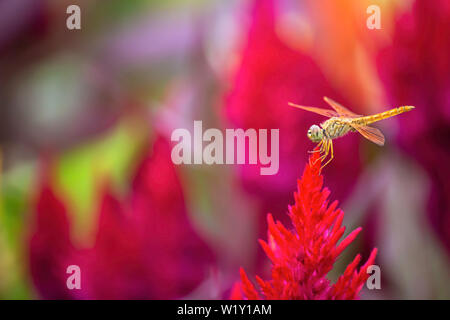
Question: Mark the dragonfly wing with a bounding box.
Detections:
[323,96,361,118]
[352,124,385,146]
[289,102,339,118]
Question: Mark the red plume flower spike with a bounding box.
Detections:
[236,151,377,300]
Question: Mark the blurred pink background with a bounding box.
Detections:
[0,0,448,299]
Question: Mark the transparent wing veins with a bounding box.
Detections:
[323,96,361,118]
[288,102,339,118]
[352,124,385,146]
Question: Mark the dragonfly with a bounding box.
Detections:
[289,97,415,170]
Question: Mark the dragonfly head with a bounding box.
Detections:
[307,125,323,143]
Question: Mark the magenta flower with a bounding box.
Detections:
[29,182,78,299]
[224,0,363,223]
[377,0,450,253]
[29,136,214,299]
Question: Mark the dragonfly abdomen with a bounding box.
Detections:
[353,106,415,126]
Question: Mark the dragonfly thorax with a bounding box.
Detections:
[322,118,354,140]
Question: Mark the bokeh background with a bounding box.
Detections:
[0,0,449,299]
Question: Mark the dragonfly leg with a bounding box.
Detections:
[315,139,329,167]
[310,140,324,166]
[321,140,334,170]
[321,139,330,158]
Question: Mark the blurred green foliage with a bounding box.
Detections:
[0,119,147,298]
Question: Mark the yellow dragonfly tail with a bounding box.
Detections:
[353,106,415,126]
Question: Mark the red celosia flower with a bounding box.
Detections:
[29,136,214,299]
[234,151,377,300]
